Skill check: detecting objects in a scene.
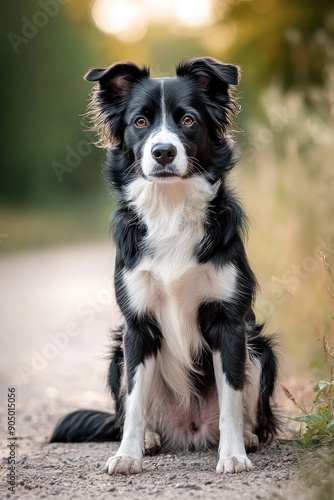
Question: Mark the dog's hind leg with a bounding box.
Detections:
[144,429,161,455]
[243,356,261,452]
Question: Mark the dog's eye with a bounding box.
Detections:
[134,117,147,128]
[181,115,194,126]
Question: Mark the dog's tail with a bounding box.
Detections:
[247,320,281,443]
[255,332,281,443]
[49,410,122,443]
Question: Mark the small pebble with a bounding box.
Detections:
[217,484,231,490]
[175,483,187,488]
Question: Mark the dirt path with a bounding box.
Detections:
[0,243,305,499]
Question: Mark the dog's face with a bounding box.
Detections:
[123,77,210,181]
[85,58,239,184]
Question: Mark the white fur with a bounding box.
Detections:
[160,80,167,127]
[144,430,161,454]
[126,176,217,242]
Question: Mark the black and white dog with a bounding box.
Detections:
[51,57,279,475]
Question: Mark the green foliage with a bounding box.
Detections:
[293,380,334,446]
[0,1,103,207]
[225,0,334,93]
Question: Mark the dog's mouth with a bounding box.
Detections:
[148,166,182,181]
[151,171,180,179]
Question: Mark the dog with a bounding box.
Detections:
[50,57,279,475]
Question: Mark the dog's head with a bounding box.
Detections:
[85,57,239,185]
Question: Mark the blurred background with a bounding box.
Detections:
[1,0,334,396]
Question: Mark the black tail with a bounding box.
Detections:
[247,320,281,443]
[50,410,122,443]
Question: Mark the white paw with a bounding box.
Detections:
[243,430,259,451]
[144,430,161,456]
[216,455,253,474]
[104,455,142,475]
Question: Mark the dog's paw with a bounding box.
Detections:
[104,455,142,475]
[216,455,253,474]
[243,430,259,453]
[144,430,161,456]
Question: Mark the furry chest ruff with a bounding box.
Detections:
[123,177,237,406]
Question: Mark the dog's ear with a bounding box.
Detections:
[84,62,150,147]
[84,62,150,96]
[176,57,240,137]
[176,57,240,92]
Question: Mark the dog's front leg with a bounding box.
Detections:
[104,351,156,475]
[205,305,252,474]
[213,350,252,473]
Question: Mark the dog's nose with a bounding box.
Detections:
[151,143,177,166]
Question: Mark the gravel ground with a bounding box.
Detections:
[0,243,306,499]
[3,435,301,499]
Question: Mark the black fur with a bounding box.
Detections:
[50,410,121,443]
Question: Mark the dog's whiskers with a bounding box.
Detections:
[187,157,215,182]
[123,159,142,179]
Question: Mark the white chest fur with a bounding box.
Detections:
[124,177,237,406]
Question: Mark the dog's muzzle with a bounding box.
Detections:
[141,129,188,180]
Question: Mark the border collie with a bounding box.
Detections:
[50,57,279,475]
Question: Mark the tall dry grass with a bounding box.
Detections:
[234,64,334,377]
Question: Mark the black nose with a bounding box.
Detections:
[151,143,177,166]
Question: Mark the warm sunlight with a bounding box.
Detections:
[174,0,213,28]
[91,0,214,42]
[91,0,147,42]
